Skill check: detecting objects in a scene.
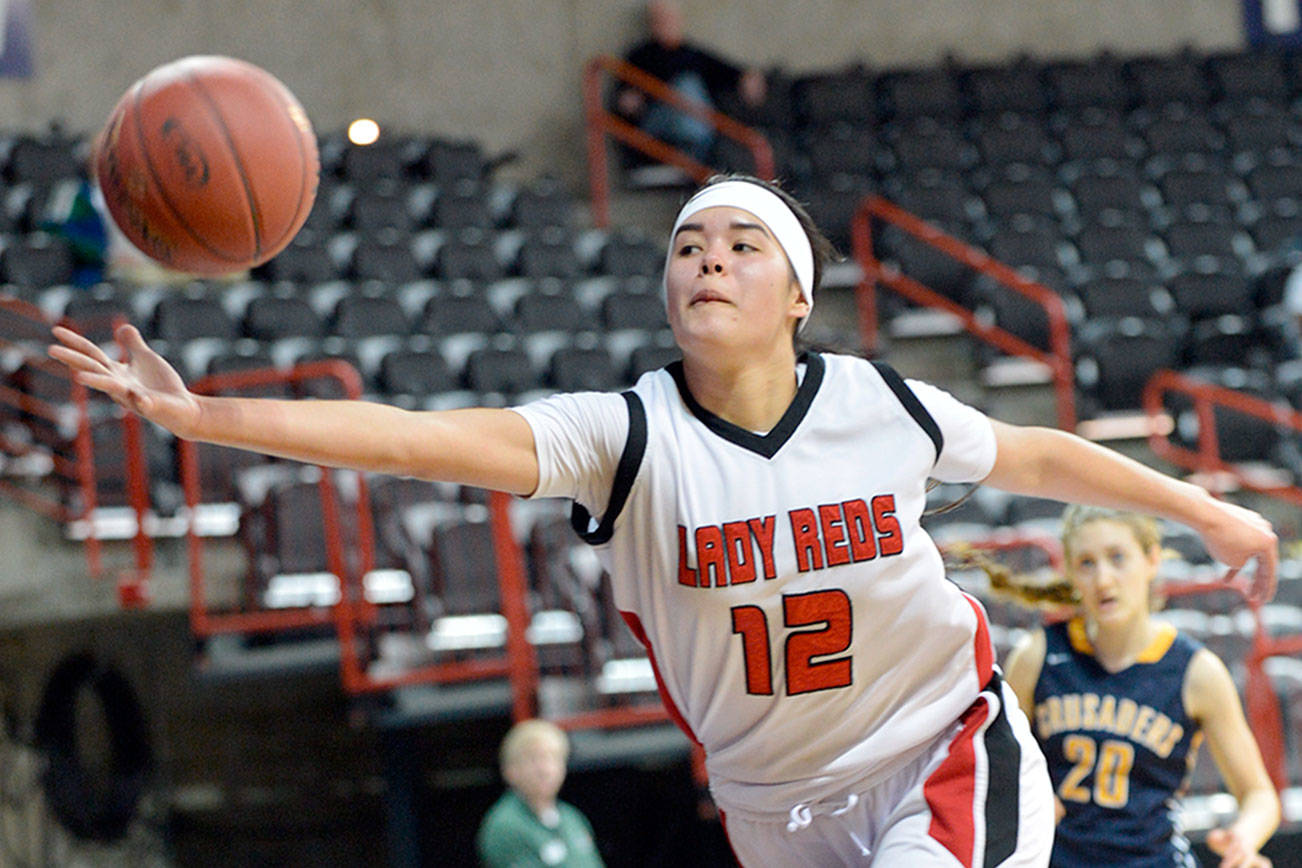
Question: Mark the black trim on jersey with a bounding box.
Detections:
[983,671,1021,867]
[667,351,825,459]
[871,360,943,464]
[570,391,647,545]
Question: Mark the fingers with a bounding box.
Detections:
[74,371,130,399]
[50,325,115,368]
[115,323,150,354]
[47,344,110,376]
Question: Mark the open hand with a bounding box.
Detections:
[48,323,202,437]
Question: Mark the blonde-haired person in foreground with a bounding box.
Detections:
[477,719,604,867]
[1004,506,1280,868]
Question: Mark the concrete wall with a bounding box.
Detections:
[0,1,1247,182]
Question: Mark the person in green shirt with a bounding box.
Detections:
[477,719,605,868]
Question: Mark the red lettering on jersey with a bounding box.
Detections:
[789,508,823,572]
[842,498,877,562]
[696,525,726,587]
[677,525,698,587]
[872,494,903,556]
[818,503,851,567]
[748,516,777,580]
[723,520,756,585]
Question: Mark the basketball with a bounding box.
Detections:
[93,55,319,276]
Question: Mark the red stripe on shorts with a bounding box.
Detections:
[620,609,701,746]
[962,592,994,685]
[923,696,992,868]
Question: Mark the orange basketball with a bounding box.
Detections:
[94,55,319,276]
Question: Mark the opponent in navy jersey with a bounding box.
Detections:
[50,174,1280,868]
[1007,507,1279,868]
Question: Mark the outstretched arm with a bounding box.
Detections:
[49,324,540,495]
[1185,649,1280,867]
[984,421,1278,599]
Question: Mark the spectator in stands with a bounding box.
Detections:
[615,0,766,164]
[477,719,604,868]
[1003,506,1280,867]
[48,173,1279,867]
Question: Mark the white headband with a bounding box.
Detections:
[666,180,815,326]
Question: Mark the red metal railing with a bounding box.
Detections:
[1143,368,1302,508]
[582,53,776,227]
[177,360,537,714]
[852,196,1076,430]
[181,360,375,638]
[0,298,162,585]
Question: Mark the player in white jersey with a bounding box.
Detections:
[50,175,1278,867]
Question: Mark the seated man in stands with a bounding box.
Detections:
[615,0,766,165]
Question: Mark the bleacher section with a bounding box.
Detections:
[3,41,1302,846]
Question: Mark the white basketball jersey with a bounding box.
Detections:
[515,352,999,819]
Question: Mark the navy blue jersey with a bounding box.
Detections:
[1033,618,1202,867]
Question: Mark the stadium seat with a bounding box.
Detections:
[1072,274,1168,320]
[62,290,133,345]
[511,290,590,335]
[1123,52,1212,108]
[243,296,326,342]
[962,60,1048,116]
[978,172,1064,221]
[338,140,411,183]
[330,295,409,339]
[435,231,505,283]
[421,293,503,338]
[462,345,539,396]
[1054,109,1137,163]
[1074,317,1187,413]
[0,235,76,291]
[151,296,238,344]
[376,348,456,402]
[548,345,619,393]
[601,291,668,332]
[417,139,486,187]
[1164,263,1255,321]
[505,178,575,232]
[1138,107,1224,157]
[595,230,663,279]
[1221,104,1296,157]
[431,181,492,230]
[514,229,582,280]
[791,67,877,127]
[802,123,877,180]
[876,68,963,120]
[427,517,503,616]
[971,114,1055,167]
[1043,55,1129,111]
[347,188,414,234]
[349,237,422,283]
[1205,49,1290,103]
[254,239,339,285]
[885,118,972,173]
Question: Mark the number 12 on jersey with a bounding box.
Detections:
[730,589,853,696]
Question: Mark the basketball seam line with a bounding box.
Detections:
[130,80,246,265]
[188,68,264,260]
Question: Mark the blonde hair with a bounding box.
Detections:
[965,506,1169,611]
[499,719,568,771]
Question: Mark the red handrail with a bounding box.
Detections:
[0,297,124,578]
[1142,368,1302,508]
[852,196,1076,431]
[582,53,776,227]
[182,359,374,639]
